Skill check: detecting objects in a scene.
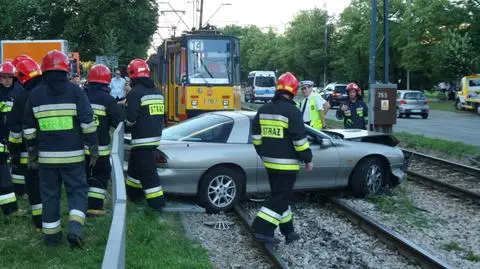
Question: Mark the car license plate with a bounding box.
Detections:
[411,109,421,112]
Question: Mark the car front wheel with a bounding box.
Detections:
[198,167,244,213]
[350,157,385,197]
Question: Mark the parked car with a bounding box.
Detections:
[125,111,407,212]
[396,90,429,119]
[324,83,348,107]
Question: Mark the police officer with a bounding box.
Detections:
[298,80,329,130]
[125,59,165,212]
[84,64,124,216]
[251,72,313,245]
[23,50,99,247]
[336,83,368,129]
[0,61,24,217]
[7,57,44,230]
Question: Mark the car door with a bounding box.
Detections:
[295,130,340,190]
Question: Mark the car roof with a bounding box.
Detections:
[398,90,423,93]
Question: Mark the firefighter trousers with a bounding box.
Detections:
[0,157,18,215]
[23,164,42,228]
[85,155,111,211]
[39,163,88,242]
[252,171,296,237]
[11,164,26,196]
[126,147,165,210]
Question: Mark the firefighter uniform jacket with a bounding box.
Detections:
[336,100,368,129]
[84,83,125,156]
[23,71,98,167]
[252,94,313,173]
[7,77,42,165]
[125,82,164,148]
[0,81,23,163]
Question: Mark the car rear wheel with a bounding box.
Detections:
[198,167,244,213]
[350,157,385,197]
[396,108,403,118]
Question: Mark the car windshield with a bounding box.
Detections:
[162,114,234,143]
[403,92,425,100]
[255,76,275,87]
[188,39,232,85]
[334,85,347,93]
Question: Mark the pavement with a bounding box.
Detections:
[326,109,480,147]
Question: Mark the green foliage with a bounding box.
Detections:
[442,241,463,252]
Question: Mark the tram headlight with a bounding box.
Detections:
[223,100,229,106]
[192,100,198,106]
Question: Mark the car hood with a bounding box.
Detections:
[322,129,400,147]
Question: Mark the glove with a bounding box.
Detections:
[27,146,39,170]
[88,144,99,168]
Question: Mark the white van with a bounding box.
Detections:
[245,71,276,103]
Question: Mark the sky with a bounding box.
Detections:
[150,0,351,53]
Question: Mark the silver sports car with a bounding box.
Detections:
[125,111,406,212]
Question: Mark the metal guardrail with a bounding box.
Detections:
[101,123,127,269]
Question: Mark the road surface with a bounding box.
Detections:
[242,101,480,147]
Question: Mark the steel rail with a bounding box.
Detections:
[324,196,452,269]
[233,205,290,269]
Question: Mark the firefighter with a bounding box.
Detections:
[251,72,313,245]
[1,61,26,196]
[7,57,44,230]
[84,64,124,216]
[298,80,329,130]
[125,59,165,211]
[336,83,368,130]
[23,50,99,247]
[0,62,25,217]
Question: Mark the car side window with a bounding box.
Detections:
[161,114,234,143]
[188,121,234,143]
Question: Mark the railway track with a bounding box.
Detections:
[233,205,290,269]
[236,196,451,269]
[402,149,480,202]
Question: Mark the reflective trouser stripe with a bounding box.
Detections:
[23,128,37,140]
[69,209,86,225]
[8,131,22,144]
[257,212,280,226]
[43,220,61,235]
[32,204,43,216]
[88,187,106,200]
[279,206,293,224]
[11,174,25,184]
[126,176,142,188]
[0,143,7,153]
[0,192,16,205]
[20,152,28,164]
[144,186,164,199]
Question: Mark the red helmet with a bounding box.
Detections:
[12,55,33,67]
[276,72,299,96]
[346,83,361,95]
[41,50,70,72]
[127,59,150,79]
[15,59,42,85]
[88,64,111,84]
[0,62,16,76]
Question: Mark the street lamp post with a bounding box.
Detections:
[203,3,232,28]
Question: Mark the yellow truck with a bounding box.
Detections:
[455,75,480,114]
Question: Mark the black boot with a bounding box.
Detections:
[45,232,63,247]
[285,232,300,244]
[67,233,84,249]
[254,233,281,245]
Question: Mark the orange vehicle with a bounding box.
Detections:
[1,39,80,77]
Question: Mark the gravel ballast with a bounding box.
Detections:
[343,182,480,269]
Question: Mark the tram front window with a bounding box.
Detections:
[188,39,233,85]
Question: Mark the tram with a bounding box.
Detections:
[148,27,241,122]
